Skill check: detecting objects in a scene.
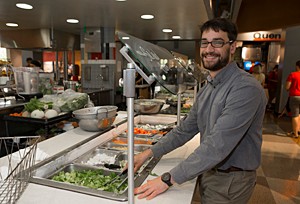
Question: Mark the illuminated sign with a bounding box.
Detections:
[253,32,281,41]
[237,29,282,42]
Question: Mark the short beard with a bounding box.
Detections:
[201,49,230,71]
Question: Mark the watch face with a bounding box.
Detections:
[162,173,171,181]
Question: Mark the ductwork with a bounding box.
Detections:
[0,29,80,50]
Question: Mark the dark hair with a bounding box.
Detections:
[200,18,238,42]
[30,60,41,67]
[26,57,32,61]
[296,60,300,67]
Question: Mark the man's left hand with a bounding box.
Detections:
[134,176,170,200]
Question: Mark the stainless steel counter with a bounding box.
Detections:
[0,97,26,111]
[81,88,113,94]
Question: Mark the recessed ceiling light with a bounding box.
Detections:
[116,0,127,1]
[172,35,181,39]
[66,19,79,24]
[122,37,130,40]
[141,14,154,20]
[6,23,19,27]
[162,29,172,33]
[16,3,33,10]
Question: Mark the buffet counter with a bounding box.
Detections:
[13,112,199,204]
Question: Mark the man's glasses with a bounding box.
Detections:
[200,40,233,48]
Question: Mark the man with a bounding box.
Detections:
[133,18,267,203]
[285,60,300,138]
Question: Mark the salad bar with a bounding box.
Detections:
[27,114,176,201]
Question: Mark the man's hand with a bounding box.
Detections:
[134,176,170,200]
[133,149,153,172]
[123,149,153,173]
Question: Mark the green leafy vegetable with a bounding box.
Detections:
[59,93,88,112]
[24,97,53,112]
[52,169,127,193]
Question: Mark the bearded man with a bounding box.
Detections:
[133,18,267,204]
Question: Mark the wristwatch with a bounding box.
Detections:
[161,172,173,187]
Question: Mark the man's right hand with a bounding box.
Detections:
[124,148,153,173]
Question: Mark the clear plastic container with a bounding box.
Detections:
[13,67,40,94]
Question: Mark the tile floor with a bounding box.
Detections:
[191,111,300,204]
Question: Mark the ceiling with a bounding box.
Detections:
[0,0,300,41]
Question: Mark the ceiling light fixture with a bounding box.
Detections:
[172,35,181,39]
[162,29,172,33]
[6,23,19,27]
[122,37,130,40]
[141,14,154,20]
[66,19,79,24]
[116,0,127,1]
[16,3,33,10]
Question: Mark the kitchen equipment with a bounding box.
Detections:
[63,80,77,91]
[13,67,40,95]
[73,106,118,132]
[134,99,164,114]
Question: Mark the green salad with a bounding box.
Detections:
[52,169,127,194]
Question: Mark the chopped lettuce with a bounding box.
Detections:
[52,169,127,193]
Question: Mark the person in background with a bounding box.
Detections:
[252,63,265,87]
[26,57,32,67]
[267,65,279,110]
[29,59,43,72]
[132,18,267,203]
[71,64,80,81]
[285,60,300,138]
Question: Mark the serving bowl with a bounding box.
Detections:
[73,106,118,131]
[134,99,164,114]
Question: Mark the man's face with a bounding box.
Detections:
[200,29,236,71]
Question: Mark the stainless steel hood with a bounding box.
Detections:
[0,29,80,50]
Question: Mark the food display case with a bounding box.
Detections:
[25,114,176,201]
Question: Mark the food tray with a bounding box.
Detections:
[111,137,154,145]
[73,148,122,169]
[2,112,72,126]
[100,142,151,153]
[41,164,128,200]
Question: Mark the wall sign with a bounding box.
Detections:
[237,29,282,42]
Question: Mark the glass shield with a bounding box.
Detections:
[117,32,198,95]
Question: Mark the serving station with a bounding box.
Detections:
[10,113,200,204]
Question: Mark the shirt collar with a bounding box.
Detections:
[206,62,237,87]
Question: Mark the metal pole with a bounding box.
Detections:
[194,84,197,103]
[123,62,136,204]
[177,93,181,126]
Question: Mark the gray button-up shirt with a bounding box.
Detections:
[151,62,267,184]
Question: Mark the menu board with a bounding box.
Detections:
[117,32,198,95]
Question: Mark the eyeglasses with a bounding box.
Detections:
[200,40,233,48]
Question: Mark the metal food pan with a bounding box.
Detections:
[100,142,150,153]
[111,136,154,145]
[119,132,154,138]
[73,148,122,168]
[46,163,119,179]
[118,132,162,142]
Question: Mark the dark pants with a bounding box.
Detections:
[199,169,256,204]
